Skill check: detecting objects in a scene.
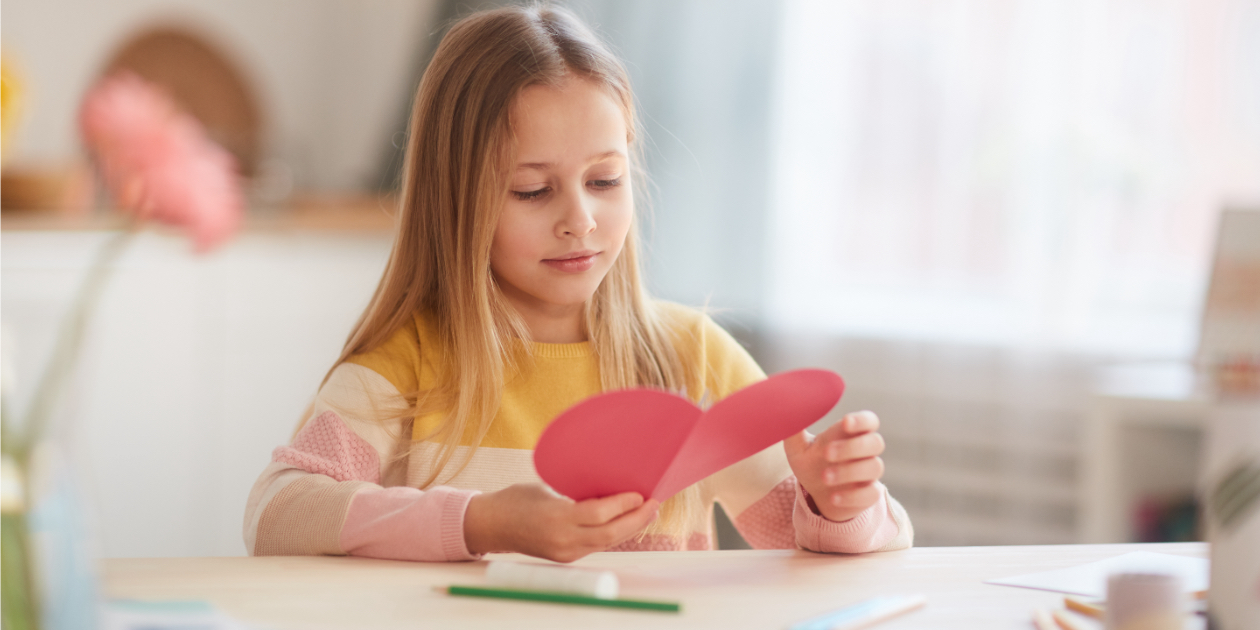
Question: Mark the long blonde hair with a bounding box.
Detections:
[326,6,701,532]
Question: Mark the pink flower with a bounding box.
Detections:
[78,72,242,252]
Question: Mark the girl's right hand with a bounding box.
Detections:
[463,483,660,562]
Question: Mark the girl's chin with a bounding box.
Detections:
[556,284,612,308]
[494,268,612,312]
[503,285,603,313]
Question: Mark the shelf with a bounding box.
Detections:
[0,194,398,233]
[1079,361,1213,543]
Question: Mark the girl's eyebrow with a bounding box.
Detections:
[516,149,624,171]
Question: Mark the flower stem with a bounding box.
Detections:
[1,511,39,630]
[12,226,140,461]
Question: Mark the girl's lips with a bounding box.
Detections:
[543,253,598,273]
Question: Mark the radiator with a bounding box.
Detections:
[753,331,1092,546]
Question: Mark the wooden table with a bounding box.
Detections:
[103,543,1206,629]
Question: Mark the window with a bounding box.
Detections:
[769,0,1260,357]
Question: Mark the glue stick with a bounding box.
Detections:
[485,561,619,599]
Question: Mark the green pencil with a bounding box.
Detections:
[436,584,681,612]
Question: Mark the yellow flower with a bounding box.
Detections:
[0,455,24,513]
[2,53,26,165]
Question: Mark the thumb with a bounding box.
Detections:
[783,430,812,459]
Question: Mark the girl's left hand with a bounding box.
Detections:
[783,410,886,523]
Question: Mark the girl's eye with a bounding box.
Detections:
[588,177,622,190]
[511,187,550,201]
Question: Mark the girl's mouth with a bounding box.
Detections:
[543,252,599,273]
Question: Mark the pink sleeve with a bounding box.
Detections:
[272,410,384,484]
[793,482,900,553]
[261,410,480,562]
[732,477,900,553]
[340,485,480,562]
[730,478,797,549]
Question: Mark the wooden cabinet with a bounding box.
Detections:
[1,226,391,557]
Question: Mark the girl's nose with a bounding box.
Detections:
[556,190,597,238]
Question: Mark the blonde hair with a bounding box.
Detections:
[325,6,701,535]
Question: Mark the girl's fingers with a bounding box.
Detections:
[812,411,879,448]
[825,481,881,509]
[825,431,885,463]
[813,419,851,444]
[575,498,661,550]
[839,410,880,436]
[572,492,645,526]
[822,456,884,486]
[603,498,660,539]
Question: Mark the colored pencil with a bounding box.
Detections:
[1063,595,1104,619]
[436,585,681,612]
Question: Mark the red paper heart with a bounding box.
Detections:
[533,369,844,502]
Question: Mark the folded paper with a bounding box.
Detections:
[985,551,1209,597]
[534,369,845,501]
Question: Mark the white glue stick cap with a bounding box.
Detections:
[485,561,619,600]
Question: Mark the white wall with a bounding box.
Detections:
[1,0,439,191]
[2,229,393,557]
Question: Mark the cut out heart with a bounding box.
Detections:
[534,369,844,502]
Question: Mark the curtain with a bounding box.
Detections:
[563,0,781,327]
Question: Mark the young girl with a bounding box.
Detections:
[244,5,911,563]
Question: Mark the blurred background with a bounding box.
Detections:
[2,0,1258,557]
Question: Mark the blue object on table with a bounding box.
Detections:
[788,594,926,630]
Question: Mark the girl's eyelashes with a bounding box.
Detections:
[511,187,550,201]
[509,176,621,201]
[588,176,621,190]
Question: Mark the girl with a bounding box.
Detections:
[244,5,911,563]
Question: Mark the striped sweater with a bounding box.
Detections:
[243,303,912,560]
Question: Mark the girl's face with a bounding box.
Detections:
[491,77,633,323]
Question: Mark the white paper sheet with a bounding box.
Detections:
[984,551,1209,597]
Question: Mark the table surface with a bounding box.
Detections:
[102,542,1206,630]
